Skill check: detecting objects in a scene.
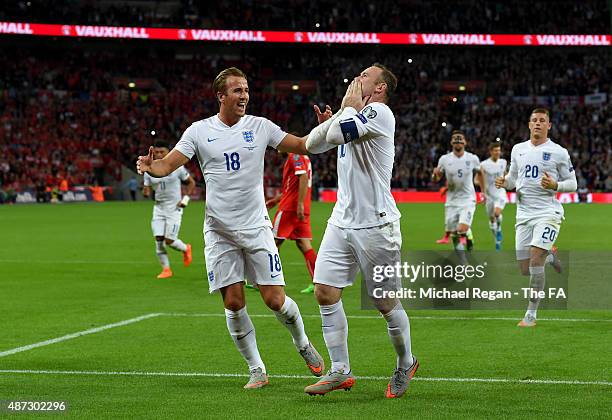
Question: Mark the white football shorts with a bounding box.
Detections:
[151,205,183,240]
[444,204,476,231]
[515,217,562,260]
[313,221,402,297]
[204,226,285,293]
[485,195,507,218]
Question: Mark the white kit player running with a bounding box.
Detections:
[432,131,482,258]
[303,64,418,399]
[137,67,326,390]
[143,141,196,279]
[496,108,576,327]
[480,141,508,250]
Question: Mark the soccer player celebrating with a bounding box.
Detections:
[302,64,418,399]
[432,131,482,257]
[495,108,576,327]
[266,152,317,294]
[142,141,195,279]
[137,67,324,389]
[480,140,508,250]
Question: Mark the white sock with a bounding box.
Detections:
[545,253,554,264]
[168,239,187,252]
[496,214,503,231]
[526,266,546,318]
[489,221,497,239]
[273,296,309,350]
[155,240,169,268]
[383,303,414,369]
[225,307,265,373]
[320,300,350,374]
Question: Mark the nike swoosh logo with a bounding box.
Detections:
[271,274,281,278]
[207,138,219,142]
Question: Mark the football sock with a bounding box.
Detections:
[489,220,498,239]
[168,239,188,252]
[320,300,350,374]
[273,296,309,350]
[383,303,414,369]
[452,233,466,251]
[225,307,266,373]
[155,240,170,268]
[496,214,503,231]
[303,249,317,279]
[545,253,555,264]
[526,265,546,318]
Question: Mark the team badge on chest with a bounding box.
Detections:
[243,130,254,143]
[542,152,551,161]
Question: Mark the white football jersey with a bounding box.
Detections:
[437,151,480,206]
[174,114,286,232]
[144,166,190,208]
[328,101,401,229]
[480,157,507,200]
[507,138,575,222]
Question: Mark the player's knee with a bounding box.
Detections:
[164,238,174,245]
[224,298,245,312]
[264,294,284,311]
[155,236,164,242]
[314,285,339,306]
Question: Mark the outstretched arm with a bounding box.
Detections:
[137,147,189,178]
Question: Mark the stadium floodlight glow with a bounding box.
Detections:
[291,84,300,91]
[452,97,457,102]
[408,58,413,63]
[441,122,447,127]
[343,78,349,83]
[315,23,320,28]
[496,137,501,141]
[151,130,156,136]
[128,81,135,88]
[459,85,466,91]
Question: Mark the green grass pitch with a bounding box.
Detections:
[1,201,610,419]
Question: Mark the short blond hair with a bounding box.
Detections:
[212,67,247,98]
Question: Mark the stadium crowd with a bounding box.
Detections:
[1,43,611,203]
[2,0,608,34]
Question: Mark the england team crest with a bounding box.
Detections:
[243,131,254,143]
[543,152,551,161]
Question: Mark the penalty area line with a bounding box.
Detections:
[0,369,609,386]
[0,313,163,358]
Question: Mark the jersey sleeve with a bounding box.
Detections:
[472,154,481,172]
[179,166,190,181]
[436,155,446,173]
[505,146,519,189]
[262,118,288,149]
[557,149,575,181]
[174,123,198,160]
[292,155,308,175]
[143,173,152,186]
[326,102,394,144]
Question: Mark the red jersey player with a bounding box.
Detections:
[266,152,317,293]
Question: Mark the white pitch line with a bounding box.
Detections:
[0,369,609,386]
[0,259,153,265]
[161,313,612,323]
[0,313,162,358]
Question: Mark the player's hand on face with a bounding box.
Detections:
[342,79,368,111]
[541,172,558,190]
[136,146,154,175]
[313,104,333,124]
[297,202,305,221]
[494,176,505,189]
